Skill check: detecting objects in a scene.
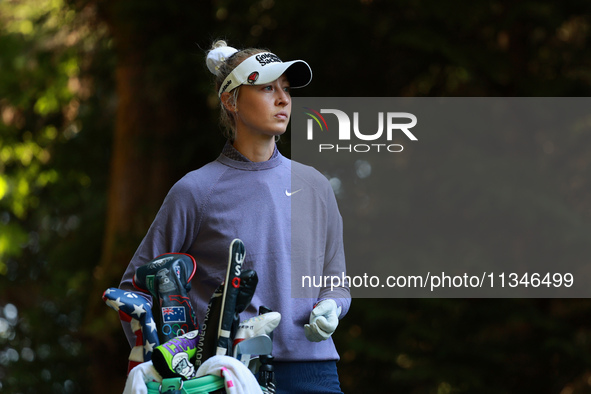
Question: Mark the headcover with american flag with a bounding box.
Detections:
[102,287,160,374]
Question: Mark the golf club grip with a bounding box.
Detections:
[258,306,276,392]
[216,239,245,355]
[194,284,223,367]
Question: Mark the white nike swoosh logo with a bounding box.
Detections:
[285,189,302,197]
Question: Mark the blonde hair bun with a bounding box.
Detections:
[206,40,238,77]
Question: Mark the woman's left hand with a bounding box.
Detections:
[304,299,342,342]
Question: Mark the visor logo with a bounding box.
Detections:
[247,71,259,84]
[255,53,282,66]
[221,79,232,93]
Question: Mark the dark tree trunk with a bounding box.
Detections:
[80,2,213,391]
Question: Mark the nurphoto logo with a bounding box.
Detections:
[303,107,418,153]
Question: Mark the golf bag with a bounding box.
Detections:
[104,239,278,393]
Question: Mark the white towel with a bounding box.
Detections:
[195,355,263,394]
[123,360,162,394]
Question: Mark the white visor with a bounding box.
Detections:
[218,52,312,97]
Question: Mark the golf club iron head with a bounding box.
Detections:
[233,334,273,365]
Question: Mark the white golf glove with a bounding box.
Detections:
[304,299,342,342]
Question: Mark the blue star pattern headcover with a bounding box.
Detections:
[102,287,160,367]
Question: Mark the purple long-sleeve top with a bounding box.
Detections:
[120,142,350,361]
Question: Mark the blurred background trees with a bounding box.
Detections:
[1,0,591,392]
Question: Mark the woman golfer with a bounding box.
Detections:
[120,40,350,393]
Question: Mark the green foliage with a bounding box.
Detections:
[0,0,113,391]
